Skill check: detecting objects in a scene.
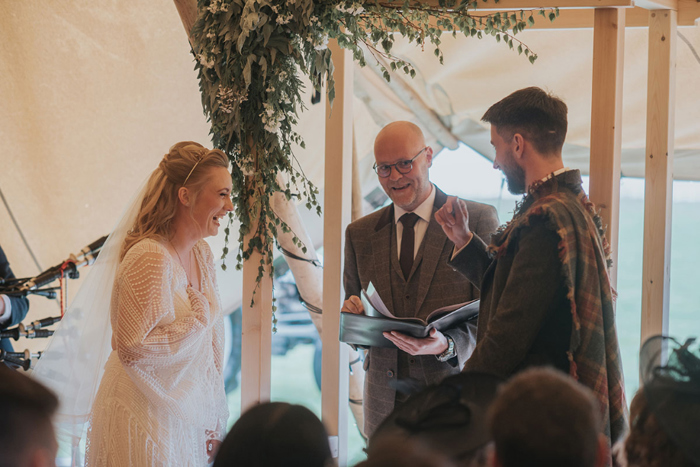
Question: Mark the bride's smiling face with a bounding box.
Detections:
[190,167,234,238]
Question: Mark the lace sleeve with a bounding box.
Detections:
[113,241,211,399]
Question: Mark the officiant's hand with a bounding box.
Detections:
[435,196,473,250]
[383,328,449,356]
[341,295,365,314]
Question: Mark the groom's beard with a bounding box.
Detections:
[500,149,526,195]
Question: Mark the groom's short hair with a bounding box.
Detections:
[482,87,568,156]
[0,365,59,467]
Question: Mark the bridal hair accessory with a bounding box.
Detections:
[182,154,205,187]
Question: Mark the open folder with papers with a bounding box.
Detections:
[339,282,479,348]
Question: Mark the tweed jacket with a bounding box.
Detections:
[449,170,627,455]
[343,186,499,437]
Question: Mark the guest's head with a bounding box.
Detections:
[624,336,700,467]
[481,87,568,194]
[488,367,606,467]
[213,402,332,467]
[0,365,59,467]
[358,433,460,467]
[373,121,434,212]
[121,141,232,259]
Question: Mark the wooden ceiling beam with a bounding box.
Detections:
[389,0,699,26]
[382,0,633,10]
[427,5,697,29]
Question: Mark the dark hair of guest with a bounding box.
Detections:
[0,365,59,467]
[213,402,332,467]
[488,367,601,467]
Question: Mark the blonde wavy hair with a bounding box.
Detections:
[121,141,230,260]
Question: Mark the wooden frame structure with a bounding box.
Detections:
[175,0,699,463]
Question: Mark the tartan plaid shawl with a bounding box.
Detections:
[489,170,628,446]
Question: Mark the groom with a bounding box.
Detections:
[342,121,499,436]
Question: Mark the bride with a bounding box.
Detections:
[35,142,231,466]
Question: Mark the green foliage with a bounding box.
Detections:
[191,0,557,303]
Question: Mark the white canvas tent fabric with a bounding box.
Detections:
[1,1,699,352]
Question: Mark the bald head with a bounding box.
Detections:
[373,121,433,212]
[374,121,427,155]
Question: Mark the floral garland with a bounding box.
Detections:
[191,0,558,306]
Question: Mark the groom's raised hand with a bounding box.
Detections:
[435,196,473,250]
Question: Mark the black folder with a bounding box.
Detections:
[339,299,479,349]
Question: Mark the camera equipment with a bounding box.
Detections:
[0,348,42,371]
[0,235,108,295]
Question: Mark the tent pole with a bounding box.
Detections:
[589,7,625,287]
[322,38,353,465]
[641,9,676,346]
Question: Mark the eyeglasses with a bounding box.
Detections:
[373,147,428,178]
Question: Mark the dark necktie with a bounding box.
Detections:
[399,213,420,280]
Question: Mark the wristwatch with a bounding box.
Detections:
[436,335,456,362]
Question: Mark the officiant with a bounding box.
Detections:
[341,121,499,437]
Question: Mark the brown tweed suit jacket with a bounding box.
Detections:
[343,186,499,437]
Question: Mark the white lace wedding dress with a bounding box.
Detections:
[85,238,229,466]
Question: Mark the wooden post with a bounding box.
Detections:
[322,39,353,465]
[241,138,273,412]
[240,183,273,412]
[588,7,625,287]
[641,10,676,346]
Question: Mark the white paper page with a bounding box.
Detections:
[363,282,395,318]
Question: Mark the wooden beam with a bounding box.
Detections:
[641,9,676,346]
[383,0,634,10]
[428,4,697,28]
[635,0,678,10]
[678,0,700,25]
[240,206,273,411]
[588,8,624,288]
[322,39,352,465]
[173,0,198,46]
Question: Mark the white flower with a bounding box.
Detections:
[276,13,293,25]
[207,0,220,13]
[206,31,216,39]
[264,120,281,133]
[336,3,365,16]
[197,53,215,69]
[217,85,247,113]
[314,35,329,51]
[310,15,319,23]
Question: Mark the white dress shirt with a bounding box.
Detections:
[394,184,436,260]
